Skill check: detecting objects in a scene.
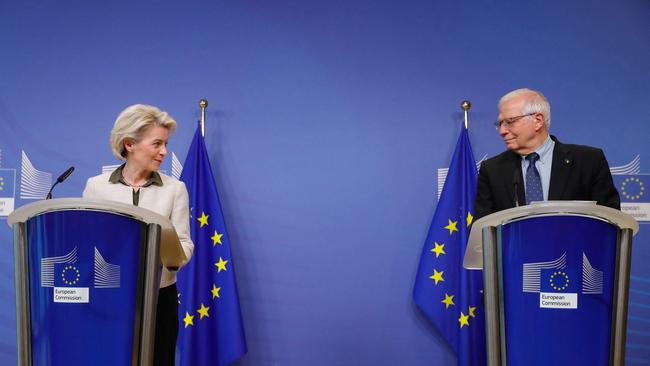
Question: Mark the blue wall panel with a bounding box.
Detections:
[1,0,649,365]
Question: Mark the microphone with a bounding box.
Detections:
[46,166,75,199]
[513,170,521,207]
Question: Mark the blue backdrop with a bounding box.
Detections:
[1,0,649,365]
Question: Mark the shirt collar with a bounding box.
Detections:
[534,135,554,163]
[521,135,554,163]
[108,163,163,187]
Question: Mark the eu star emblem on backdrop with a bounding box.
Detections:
[176,123,247,366]
[413,126,486,366]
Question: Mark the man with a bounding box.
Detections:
[474,88,620,220]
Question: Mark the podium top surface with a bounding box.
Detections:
[7,198,174,229]
[464,201,640,270]
[7,198,187,266]
[7,198,187,268]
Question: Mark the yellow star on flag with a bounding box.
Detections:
[430,242,445,258]
[197,304,210,319]
[215,257,228,272]
[458,312,470,328]
[442,293,455,309]
[429,269,444,285]
[468,306,476,318]
[197,212,209,228]
[183,312,194,328]
[466,211,474,226]
[211,284,221,299]
[211,230,224,246]
[444,219,459,235]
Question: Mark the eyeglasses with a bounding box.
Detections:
[494,113,537,130]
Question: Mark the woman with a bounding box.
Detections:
[83,104,194,366]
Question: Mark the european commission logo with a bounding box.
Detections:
[101,164,121,175]
[20,150,52,200]
[522,252,603,309]
[171,152,183,179]
[41,246,121,303]
[611,155,649,221]
[0,147,17,217]
[436,154,486,199]
[0,168,17,216]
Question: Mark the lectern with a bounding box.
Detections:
[7,198,187,366]
[464,201,639,366]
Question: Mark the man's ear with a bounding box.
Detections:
[534,113,546,131]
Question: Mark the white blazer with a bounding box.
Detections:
[83,171,194,288]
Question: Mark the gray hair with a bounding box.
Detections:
[499,88,551,129]
[109,104,177,160]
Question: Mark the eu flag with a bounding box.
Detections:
[176,124,247,366]
[413,127,486,366]
[613,174,650,203]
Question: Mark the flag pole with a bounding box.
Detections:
[461,100,471,129]
[199,99,208,137]
[413,100,485,366]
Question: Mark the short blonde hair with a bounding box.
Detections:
[109,104,177,160]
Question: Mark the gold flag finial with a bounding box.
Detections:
[199,99,208,137]
[461,100,471,129]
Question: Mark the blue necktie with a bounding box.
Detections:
[525,153,543,204]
